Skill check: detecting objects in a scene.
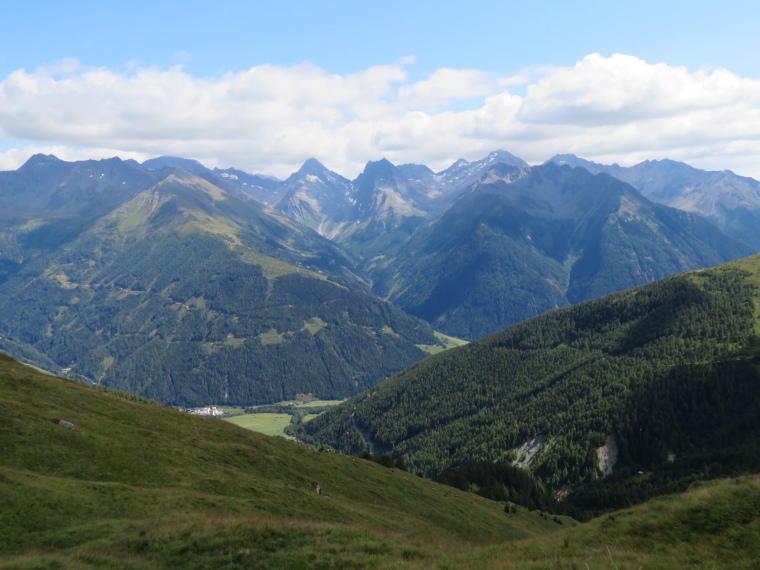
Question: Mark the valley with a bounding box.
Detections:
[3,149,760,567]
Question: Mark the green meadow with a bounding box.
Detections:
[221,399,343,436]
[416,330,469,355]
[223,413,293,436]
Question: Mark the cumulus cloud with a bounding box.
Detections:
[2,54,760,179]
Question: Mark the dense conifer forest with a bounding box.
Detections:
[293,255,760,500]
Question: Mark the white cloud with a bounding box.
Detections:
[2,54,760,179]
[517,54,760,126]
[397,68,496,110]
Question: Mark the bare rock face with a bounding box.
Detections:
[596,435,618,477]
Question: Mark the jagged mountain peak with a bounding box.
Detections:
[17,153,65,171]
[443,150,528,173]
[483,149,530,168]
[359,157,397,178]
[285,158,349,186]
[297,157,328,174]
[142,156,210,174]
[544,154,610,170]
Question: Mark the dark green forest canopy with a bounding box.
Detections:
[294,254,760,489]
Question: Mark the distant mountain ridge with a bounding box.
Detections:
[1,148,757,404]
[366,162,753,339]
[546,154,760,249]
[270,150,531,259]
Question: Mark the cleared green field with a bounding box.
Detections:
[296,399,343,408]
[223,413,293,436]
[417,330,469,355]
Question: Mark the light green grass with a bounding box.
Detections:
[21,361,55,375]
[729,253,760,336]
[296,399,343,408]
[417,330,469,355]
[223,413,293,436]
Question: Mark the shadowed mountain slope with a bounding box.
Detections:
[547,154,760,250]
[369,162,753,339]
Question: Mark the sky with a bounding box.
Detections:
[2,0,760,179]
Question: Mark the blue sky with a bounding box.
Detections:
[2,0,760,178]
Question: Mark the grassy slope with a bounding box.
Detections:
[4,355,760,568]
[499,476,760,569]
[0,354,558,568]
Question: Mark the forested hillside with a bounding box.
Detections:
[0,165,437,406]
[294,254,760,494]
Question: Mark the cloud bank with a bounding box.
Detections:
[1,53,760,178]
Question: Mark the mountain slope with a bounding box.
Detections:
[369,162,753,339]
[6,354,760,568]
[0,166,437,406]
[296,253,760,490]
[547,154,760,249]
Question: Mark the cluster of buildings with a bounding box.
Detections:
[186,406,225,417]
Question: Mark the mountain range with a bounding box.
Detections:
[5,148,760,566]
[547,154,760,249]
[366,161,752,338]
[232,149,756,339]
[0,148,758,403]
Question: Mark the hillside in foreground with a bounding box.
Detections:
[4,354,760,568]
[0,353,559,568]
